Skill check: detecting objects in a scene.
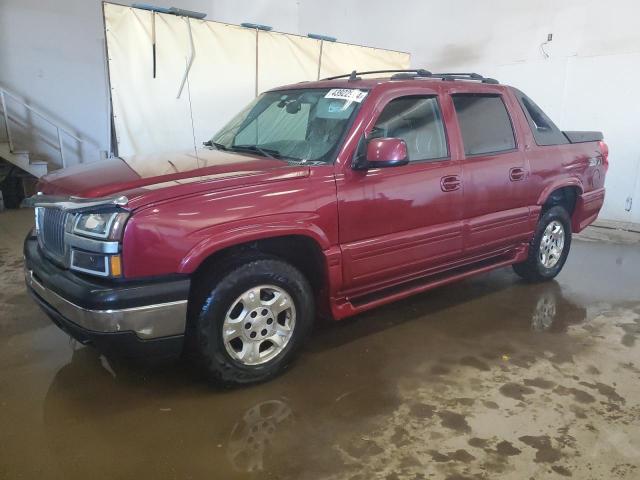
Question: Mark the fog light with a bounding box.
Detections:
[70,250,108,276]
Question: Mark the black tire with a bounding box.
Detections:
[0,167,24,209]
[513,205,572,282]
[191,256,314,385]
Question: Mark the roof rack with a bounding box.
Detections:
[432,72,499,84]
[323,69,432,81]
[322,69,499,84]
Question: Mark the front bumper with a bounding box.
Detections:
[24,235,190,358]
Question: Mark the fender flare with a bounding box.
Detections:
[178,218,331,274]
[536,178,584,206]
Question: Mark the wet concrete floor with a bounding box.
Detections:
[1,208,640,479]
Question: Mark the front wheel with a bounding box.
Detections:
[192,257,314,385]
[513,206,572,282]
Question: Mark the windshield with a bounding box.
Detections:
[210,87,367,164]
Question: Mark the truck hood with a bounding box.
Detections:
[37,149,310,209]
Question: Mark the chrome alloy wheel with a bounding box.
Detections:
[539,220,565,268]
[222,285,296,366]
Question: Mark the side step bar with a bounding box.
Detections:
[332,248,525,319]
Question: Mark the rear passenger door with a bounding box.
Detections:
[451,92,534,256]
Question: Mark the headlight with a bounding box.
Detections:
[69,210,128,278]
[73,211,128,240]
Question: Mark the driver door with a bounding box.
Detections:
[336,91,464,295]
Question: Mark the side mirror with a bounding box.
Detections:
[354,137,409,170]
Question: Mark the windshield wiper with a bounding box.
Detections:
[203,140,229,151]
[230,145,281,159]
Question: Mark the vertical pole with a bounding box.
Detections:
[254,28,259,97]
[317,40,324,80]
[152,11,157,78]
[57,127,66,168]
[101,1,115,159]
[176,17,195,99]
[0,90,15,152]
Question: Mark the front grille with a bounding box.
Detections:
[39,208,68,259]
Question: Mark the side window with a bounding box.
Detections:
[513,88,568,146]
[371,96,448,161]
[452,94,516,156]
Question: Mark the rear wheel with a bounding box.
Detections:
[191,257,314,385]
[513,206,572,282]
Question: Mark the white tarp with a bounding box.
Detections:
[104,3,410,156]
[318,41,411,79]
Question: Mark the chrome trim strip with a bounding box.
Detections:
[26,268,187,339]
[24,194,129,212]
[65,233,120,254]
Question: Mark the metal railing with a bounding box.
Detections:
[0,84,91,169]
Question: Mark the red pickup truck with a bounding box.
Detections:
[24,70,607,384]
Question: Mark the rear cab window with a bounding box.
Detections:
[451,94,516,156]
[511,88,568,146]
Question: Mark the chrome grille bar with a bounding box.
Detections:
[40,208,68,258]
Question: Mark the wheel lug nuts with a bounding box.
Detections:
[244,323,251,329]
[261,329,267,336]
[267,318,273,325]
[250,312,257,318]
[261,309,268,316]
[250,332,257,339]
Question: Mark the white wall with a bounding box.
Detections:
[0,0,210,167]
[1,0,639,223]
[207,0,299,33]
[296,0,640,224]
[0,0,113,166]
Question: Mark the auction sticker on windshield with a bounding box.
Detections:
[324,89,368,103]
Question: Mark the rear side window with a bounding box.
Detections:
[371,96,448,161]
[512,88,568,146]
[452,94,516,156]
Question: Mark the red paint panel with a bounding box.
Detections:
[464,207,532,254]
[121,166,338,278]
[573,188,606,232]
[342,220,463,287]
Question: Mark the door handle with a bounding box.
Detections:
[440,175,461,192]
[509,167,527,181]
